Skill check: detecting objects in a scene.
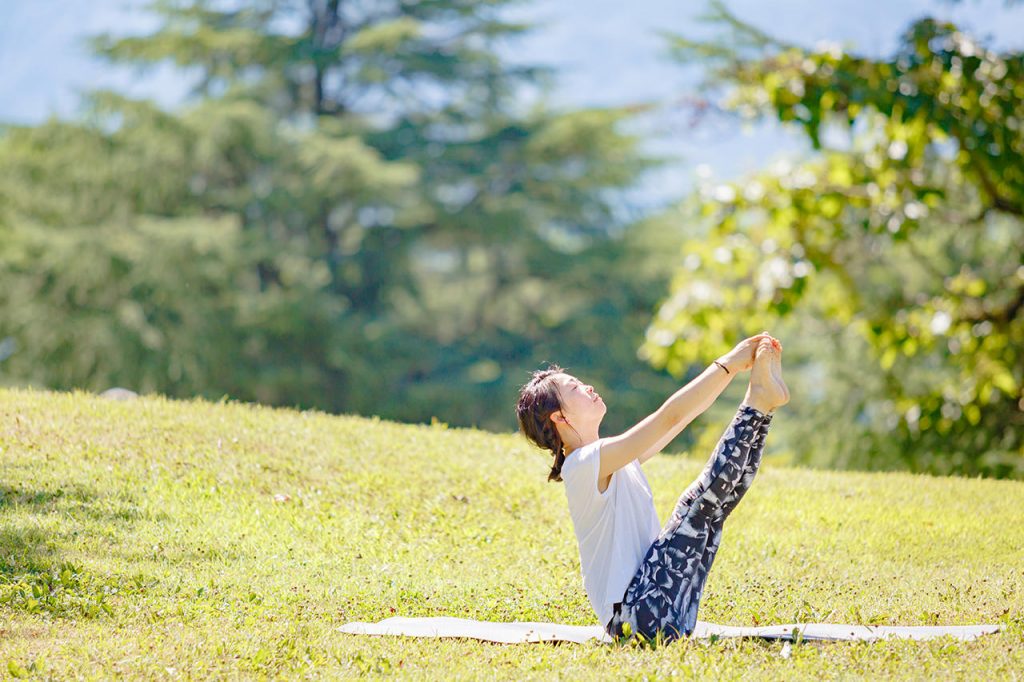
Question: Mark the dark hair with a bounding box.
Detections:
[515,363,580,482]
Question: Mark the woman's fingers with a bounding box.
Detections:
[757,331,782,350]
[737,333,782,370]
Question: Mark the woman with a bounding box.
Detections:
[515,333,789,644]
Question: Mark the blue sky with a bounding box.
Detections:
[2,0,1022,205]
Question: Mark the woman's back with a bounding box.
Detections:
[561,438,660,628]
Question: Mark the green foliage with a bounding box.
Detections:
[649,5,1024,477]
[90,0,544,117]
[0,213,348,406]
[0,562,120,619]
[0,0,685,434]
[1,388,1022,677]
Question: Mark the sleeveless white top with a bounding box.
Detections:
[561,437,660,627]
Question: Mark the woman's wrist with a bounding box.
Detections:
[713,357,733,375]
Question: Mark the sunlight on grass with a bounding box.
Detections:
[1,387,1021,678]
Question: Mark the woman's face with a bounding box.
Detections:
[550,373,605,427]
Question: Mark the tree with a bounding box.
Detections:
[1,0,685,436]
[642,2,1024,477]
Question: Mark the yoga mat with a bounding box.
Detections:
[338,616,1001,645]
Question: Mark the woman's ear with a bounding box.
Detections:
[550,410,568,426]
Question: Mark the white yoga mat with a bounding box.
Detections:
[338,616,1001,645]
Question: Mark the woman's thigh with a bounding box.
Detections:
[608,505,724,643]
[607,406,767,643]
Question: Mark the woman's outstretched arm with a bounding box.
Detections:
[600,333,773,479]
[637,333,781,465]
[636,363,733,464]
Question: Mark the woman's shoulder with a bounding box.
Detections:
[561,439,610,497]
[562,438,602,472]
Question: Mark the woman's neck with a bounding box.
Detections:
[563,429,600,454]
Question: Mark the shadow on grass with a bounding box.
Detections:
[4,480,250,579]
[0,525,53,578]
[0,482,163,525]
[0,483,157,618]
[0,484,99,580]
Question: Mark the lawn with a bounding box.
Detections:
[1,387,1021,679]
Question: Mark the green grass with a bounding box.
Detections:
[1,387,1022,680]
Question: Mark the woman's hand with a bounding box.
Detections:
[718,332,781,373]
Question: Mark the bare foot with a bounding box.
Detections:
[770,340,790,404]
[744,341,788,414]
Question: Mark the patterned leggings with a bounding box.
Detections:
[606,404,772,644]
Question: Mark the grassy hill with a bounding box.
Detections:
[1,387,1022,679]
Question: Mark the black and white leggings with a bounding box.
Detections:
[606,404,772,644]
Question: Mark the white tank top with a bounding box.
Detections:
[561,437,661,627]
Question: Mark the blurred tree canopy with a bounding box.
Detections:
[644,2,1023,477]
[4,0,1022,480]
[0,0,686,435]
